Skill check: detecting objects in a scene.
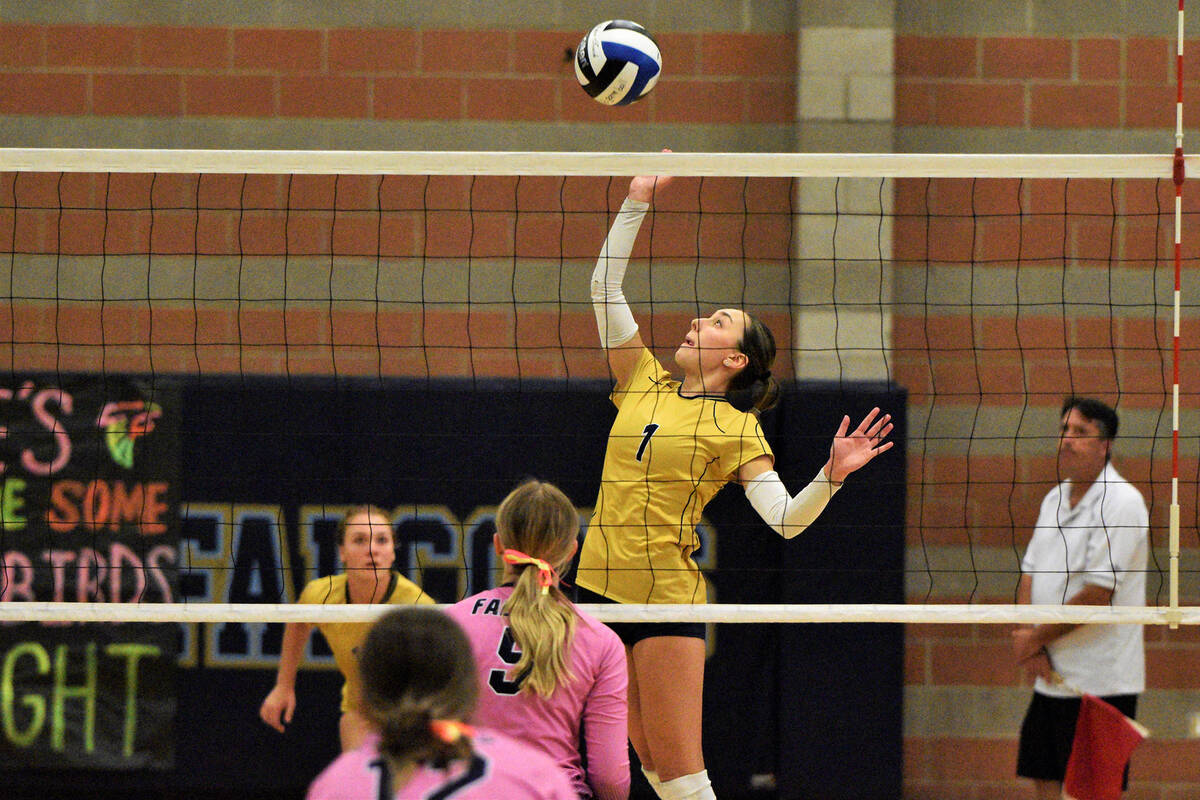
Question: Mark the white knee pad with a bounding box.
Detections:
[659,770,715,800]
[642,767,666,798]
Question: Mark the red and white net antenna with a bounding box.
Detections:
[1170,0,1185,626]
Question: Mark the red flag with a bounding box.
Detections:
[1062,694,1148,800]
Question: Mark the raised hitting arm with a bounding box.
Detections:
[590,163,674,387]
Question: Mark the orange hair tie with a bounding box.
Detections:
[502,548,556,595]
[429,719,474,744]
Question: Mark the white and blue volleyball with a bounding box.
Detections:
[575,20,662,106]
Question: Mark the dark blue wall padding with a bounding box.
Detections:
[7,377,904,800]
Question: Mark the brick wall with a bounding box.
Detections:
[0,13,799,385]
[0,24,794,124]
[897,34,1191,130]
[0,168,795,382]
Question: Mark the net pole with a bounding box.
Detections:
[1169,0,1185,628]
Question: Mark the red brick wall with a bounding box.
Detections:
[897,35,1191,129]
[892,173,1198,547]
[0,20,797,383]
[0,23,795,124]
[0,169,795,382]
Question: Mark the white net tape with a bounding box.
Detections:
[0,602,1193,625]
[0,148,1190,178]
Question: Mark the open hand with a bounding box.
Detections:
[827,407,893,483]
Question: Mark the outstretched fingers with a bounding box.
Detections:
[856,408,894,449]
[828,407,895,482]
[869,424,894,453]
[853,406,887,435]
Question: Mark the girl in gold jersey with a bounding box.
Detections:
[259,505,435,751]
[578,158,893,800]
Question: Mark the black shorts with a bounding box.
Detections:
[574,586,707,646]
[1016,692,1139,784]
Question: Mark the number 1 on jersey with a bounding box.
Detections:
[636,423,659,462]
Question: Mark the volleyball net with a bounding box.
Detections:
[0,148,1196,628]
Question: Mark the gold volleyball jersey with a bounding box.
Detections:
[298,571,436,712]
[577,348,773,604]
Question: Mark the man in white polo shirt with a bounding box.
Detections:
[1012,396,1149,800]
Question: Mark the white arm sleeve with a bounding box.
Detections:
[591,197,648,348]
[744,468,842,540]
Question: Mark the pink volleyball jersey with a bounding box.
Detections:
[445,587,630,800]
[306,730,577,800]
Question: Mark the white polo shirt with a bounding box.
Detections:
[1021,461,1149,697]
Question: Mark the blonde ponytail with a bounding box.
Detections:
[495,480,580,699]
[503,566,577,698]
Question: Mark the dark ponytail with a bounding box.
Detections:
[726,313,779,414]
[359,608,478,770]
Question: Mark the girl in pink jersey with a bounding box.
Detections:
[446,480,629,800]
[306,606,577,800]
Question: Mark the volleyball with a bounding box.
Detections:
[574,20,662,106]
